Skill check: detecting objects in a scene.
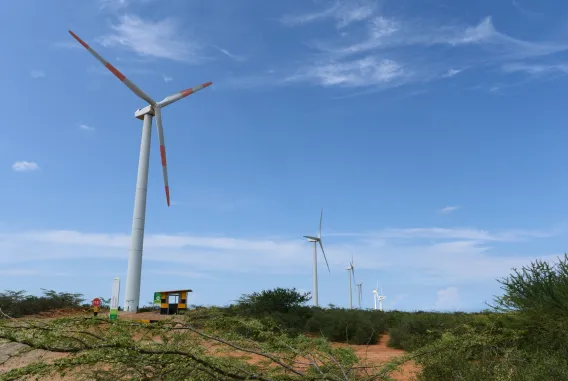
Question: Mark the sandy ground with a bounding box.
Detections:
[0,310,419,380]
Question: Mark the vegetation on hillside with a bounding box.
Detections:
[1,254,568,380]
[0,289,84,318]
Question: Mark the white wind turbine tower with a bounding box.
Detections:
[372,282,379,310]
[373,281,386,312]
[303,208,330,307]
[356,281,363,309]
[345,255,356,309]
[69,31,212,312]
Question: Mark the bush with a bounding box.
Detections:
[229,288,389,344]
[234,287,311,315]
[411,254,568,380]
[305,308,383,344]
[0,289,84,318]
[387,311,470,351]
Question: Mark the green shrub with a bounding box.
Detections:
[0,289,84,318]
[387,311,468,351]
[305,308,383,344]
[411,254,568,380]
[234,287,311,315]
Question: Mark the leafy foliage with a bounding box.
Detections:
[235,287,312,315]
[407,254,568,380]
[0,289,84,318]
[0,313,398,380]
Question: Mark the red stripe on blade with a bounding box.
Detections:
[105,63,126,81]
[165,186,170,206]
[68,30,90,49]
[160,145,167,166]
[180,89,194,97]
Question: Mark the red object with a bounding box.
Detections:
[92,298,101,307]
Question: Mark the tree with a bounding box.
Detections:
[236,288,311,315]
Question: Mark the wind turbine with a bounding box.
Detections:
[68,31,212,312]
[372,282,379,310]
[356,281,363,309]
[373,281,386,311]
[378,286,386,312]
[303,208,330,307]
[345,255,355,309]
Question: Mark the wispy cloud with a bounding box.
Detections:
[98,0,155,11]
[314,16,566,59]
[444,68,464,78]
[12,161,40,172]
[79,124,95,131]
[146,270,216,279]
[281,0,377,28]
[286,57,408,88]
[434,286,461,310]
[502,62,568,75]
[438,206,459,215]
[0,225,558,284]
[269,6,568,92]
[98,15,202,62]
[213,46,247,62]
[30,70,46,79]
[163,75,173,83]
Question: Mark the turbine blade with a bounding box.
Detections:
[154,108,170,206]
[318,240,330,273]
[352,267,356,286]
[68,30,156,105]
[318,208,323,239]
[158,82,213,108]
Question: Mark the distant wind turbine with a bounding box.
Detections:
[372,281,386,311]
[346,255,356,309]
[356,281,363,309]
[303,208,330,307]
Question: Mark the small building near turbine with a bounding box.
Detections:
[156,289,192,315]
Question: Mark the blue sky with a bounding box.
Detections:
[2,0,568,312]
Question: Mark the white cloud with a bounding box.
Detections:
[281,0,376,28]
[0,226,558,285]
[287,56,408,88]
[444,68,464,78]
[98,0,155,11]
[98,15,201,62]
[439,206,459,214]
[99,0,130,10]
[79,124,95,131]
[30,70,46,79]
[146,270,216,279]
[275,8,568,91]
[12,161,40,172]
[316,16,566,58]
[213,46,247,62]
[502,62,568,75]
[163,75,173,83]
[435,286,461,310]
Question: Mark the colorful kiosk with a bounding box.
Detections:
[154,289,192,315]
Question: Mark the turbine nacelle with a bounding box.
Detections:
[303,235,319,243]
